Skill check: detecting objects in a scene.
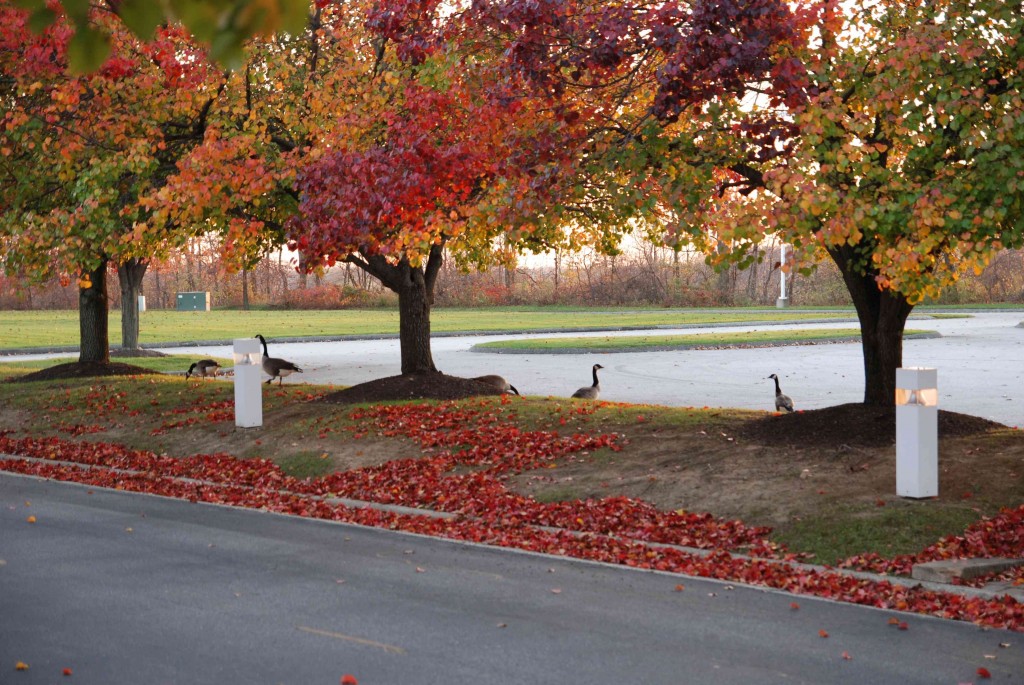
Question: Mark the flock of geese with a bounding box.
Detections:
[185,336,795,410]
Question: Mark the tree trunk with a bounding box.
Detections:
[117,258,148,353]
[554,249,561,296]
[153,267,162,309]
[297,249,309,289]
[746,245,759,302]
[242,268,250,310]
[185,244,197,291]
[79,261,110,364]
[349,245,444,375]
[829,245,914,406]
[397,278,437,374]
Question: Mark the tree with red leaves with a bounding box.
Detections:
[288,0,809,375]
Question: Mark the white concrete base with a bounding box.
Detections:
[776,297,789,308]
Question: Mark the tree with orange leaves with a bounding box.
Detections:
[678,0,1024,404]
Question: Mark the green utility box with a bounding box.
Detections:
[176,291,211,311]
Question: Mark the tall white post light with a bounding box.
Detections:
[895,367,938,498]
[233,338,263,428]
[776,243,789,308]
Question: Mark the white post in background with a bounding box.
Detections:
[233,338,263,428]
[137,295,146,312]
[776,243,789,308]
[895,367,938,498]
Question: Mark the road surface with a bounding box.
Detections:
[2,474,1020,685]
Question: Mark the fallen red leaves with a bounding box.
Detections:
[838,505,1024,585]
[2,399,1023,632]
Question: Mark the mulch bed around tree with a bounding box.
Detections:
[739,402,1007,449]
[8,361,160,382]
[322,372,504,404]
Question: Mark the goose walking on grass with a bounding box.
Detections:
[571,364,604,400]
[768,373,794,412]
[185,359,220,379]
[472,375,520,395]
[255,334,303,385]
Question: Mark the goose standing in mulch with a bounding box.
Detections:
[185,359,221,379]
[255,334,303,385]
[768,373,794,412]
[571,364,604,400]
[472,375,520,395]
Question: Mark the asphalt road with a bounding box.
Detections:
[158,310,1024,427]
[2,473,1020,685]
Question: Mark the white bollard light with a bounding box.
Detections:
[895,367,938,498]
[233,338,263,428]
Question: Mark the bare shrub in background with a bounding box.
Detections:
[3,242,1020,310]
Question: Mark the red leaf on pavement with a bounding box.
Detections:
[341,675,358,685]
[790,602,799,610]
[841,651,851,660]
[977,667,991,678]
[819,629,829,638]
[63,667,73,676]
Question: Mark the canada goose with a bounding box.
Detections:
[255,334,303,385]
[472,375,520,395]
[768,373,794,412]
[185,359,220,379]
[571,364,604,400]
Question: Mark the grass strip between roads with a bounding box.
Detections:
[473,328,935,352]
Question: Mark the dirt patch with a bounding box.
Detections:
[507,404,1023,537]
[8,361,159,382]
[168,400,419,474]
[322,372,503,404]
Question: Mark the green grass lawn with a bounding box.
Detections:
[0,307,858,350]
[473,328,935,352]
